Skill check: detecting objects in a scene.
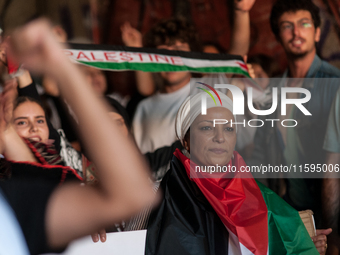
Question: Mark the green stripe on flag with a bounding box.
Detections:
[256,181,319,255]
[77,61,250,77]
[67,44,251,77]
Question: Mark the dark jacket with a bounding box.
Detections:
[146,154,229,255]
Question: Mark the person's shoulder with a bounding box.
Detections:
[136,93,161,109]
[318,59,340,78]
[133,93,162,119]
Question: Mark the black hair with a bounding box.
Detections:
[14,96,46,113]
[105,96,131,130]
[144,17,202,52]
[270,0,321,40]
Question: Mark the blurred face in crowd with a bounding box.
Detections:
[157,40,191,87]
[278,10,320,59]
[185,107,236,167]
[108,111,129,137]
[81,65,107,95]
[12,101,49,144]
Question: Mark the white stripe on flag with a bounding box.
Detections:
[181,58,240,68]
[65,49,240,68]
[227,228,255,255]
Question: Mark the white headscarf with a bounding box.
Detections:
[175,91,235,146]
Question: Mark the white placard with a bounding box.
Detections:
[43,230,146,255]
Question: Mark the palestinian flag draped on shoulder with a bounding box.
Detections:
[146,150,319,255]
[64,43,250,76]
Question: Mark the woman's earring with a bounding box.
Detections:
[232,153,234,159]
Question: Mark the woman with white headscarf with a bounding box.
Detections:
[145,91,326,255]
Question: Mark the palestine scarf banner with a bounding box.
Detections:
[65,43,250,77]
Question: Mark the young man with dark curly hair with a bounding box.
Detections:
[143,18,198,94]
[269,0,340,78]
[131,18,198,154]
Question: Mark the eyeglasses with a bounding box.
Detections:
[279,19,314,33]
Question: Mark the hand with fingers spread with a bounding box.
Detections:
[91,229,107,243]
[312,228,332,255]
[121,22,143,48]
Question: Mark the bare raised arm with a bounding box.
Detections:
[121,22,155,96]
[228,0,256,57]
[11,20,156,248]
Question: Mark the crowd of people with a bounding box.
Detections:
[1,0,340,254]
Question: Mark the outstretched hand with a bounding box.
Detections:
[234,0,256,12]
[121,22,143,48]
